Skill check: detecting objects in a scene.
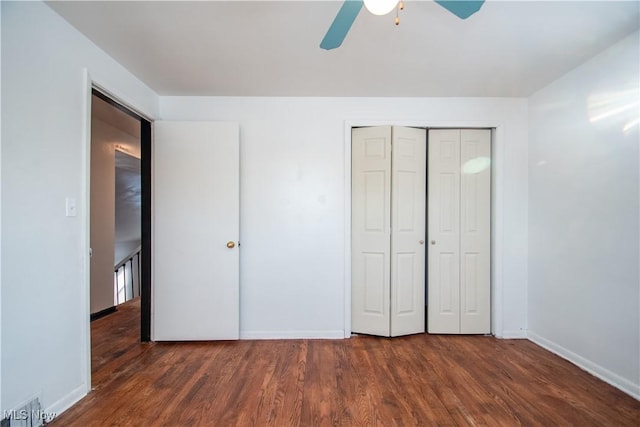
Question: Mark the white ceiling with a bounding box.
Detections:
[48,1,639,97]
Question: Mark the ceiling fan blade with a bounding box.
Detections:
[320,0,364,50]
[434,0,485,19]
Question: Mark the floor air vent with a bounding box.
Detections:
[1,397,53,426]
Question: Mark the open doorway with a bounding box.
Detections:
[89,89,151,352]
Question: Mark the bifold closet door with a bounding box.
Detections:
[352,126,426,337]
[390,126,426,336]
[153,121,240,341]
[428,129,491,334]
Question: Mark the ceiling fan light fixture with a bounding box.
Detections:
[363,0,398,16]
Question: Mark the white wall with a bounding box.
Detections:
[90,118,116,314]
[89,117,142,314]
[160,96,529,339]
[1,1,158,415]
[528,31,639,398]
[114,152,142,266]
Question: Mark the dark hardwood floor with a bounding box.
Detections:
[51,299,639,426]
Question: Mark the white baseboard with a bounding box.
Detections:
[240,330,345,340]
[497,330,528,339]
[44,383,88,423]
[527,331,640,400]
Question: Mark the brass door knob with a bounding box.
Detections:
[227,241,235,249]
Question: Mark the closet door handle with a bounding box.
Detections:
[419,240,424,245]
[227,241,236,249]
[431,240,436,245]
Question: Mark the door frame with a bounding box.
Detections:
[344,120,506,338]
[81,70,154,391]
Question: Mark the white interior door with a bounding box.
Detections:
[390,127,426,336]
[153,121,239,341]
[351,126,392,336]
[428,129,491,334]
[427,129,461,334]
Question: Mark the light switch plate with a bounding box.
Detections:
[65,197,77,217]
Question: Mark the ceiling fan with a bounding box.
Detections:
[320,0,485,50]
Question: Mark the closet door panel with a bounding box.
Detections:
[460,129,491,333]
[391,127,426,337]
[352,126,392,336]
[428,129,461,334]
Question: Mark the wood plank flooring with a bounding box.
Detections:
[50,299,639,426]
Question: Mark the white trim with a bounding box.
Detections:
[500,330,528,339]
[343,123,353,338]
[240,330,345,340]
[528,331,640,400]
[44,383,88,424]
[92,83,154,123]
[0,2,3,411]
[491,125,505,338]
[80,69,92,398]
[343,119,507,338]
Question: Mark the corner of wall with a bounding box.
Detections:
[43,383,89,424]
[527,331,640,400]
